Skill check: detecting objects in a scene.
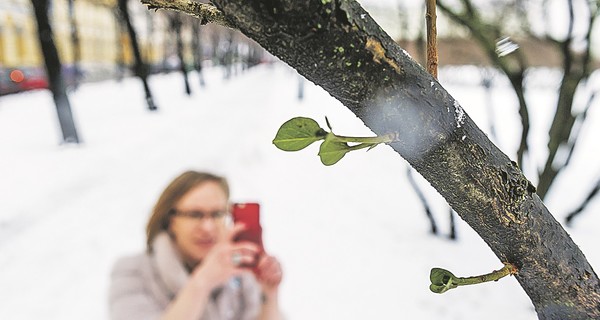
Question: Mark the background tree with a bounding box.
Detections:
[117,0,158,111]
[142,0,600,318]
[67,0,82,89]
[191,20,206,88]
[168,13,192,95]
[436,0,600,225]
[31,0,79,144]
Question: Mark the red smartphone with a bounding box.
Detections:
[232,202,264,267]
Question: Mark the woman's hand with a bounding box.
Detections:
[190,223,259,291]
[255,255,283,296]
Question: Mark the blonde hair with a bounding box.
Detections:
[145,171,229,252]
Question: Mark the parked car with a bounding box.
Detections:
[0,66,49,95]
[0,68,21,95]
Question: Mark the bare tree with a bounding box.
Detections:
[191,20,206,87]
[436,0,600,224]
[31,0,80,144]
[117,0,158,111]
[168,13,192,95]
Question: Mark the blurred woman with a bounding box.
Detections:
[109,171,283,320]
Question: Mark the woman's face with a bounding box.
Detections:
[169,181,229,266]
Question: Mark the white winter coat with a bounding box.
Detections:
[109,232,262,320]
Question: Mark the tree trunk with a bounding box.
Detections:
[31,0,80,144]
[67,0,82,89]
[208,1,599,318]
[191,21,206,87]
[118,0,157,111]
[170,15,191,95]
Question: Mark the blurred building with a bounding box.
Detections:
[0,0,266,95]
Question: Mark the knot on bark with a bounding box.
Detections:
[498,161,536,225]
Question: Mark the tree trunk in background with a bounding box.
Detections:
[118,0,157,111]
[67,0,82,89]
[114,11,126,80]
[222,30,234,79]
[191,21,206,87]
[170,15,191,95]
[210,1,600,318]
[31,0,80,144]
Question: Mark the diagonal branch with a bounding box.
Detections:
[564,91,597,167]
[437,0,530,169]
[407,167,438,235]
[536,1,598,198]
[566,177,600,226]
[140,0,235,28]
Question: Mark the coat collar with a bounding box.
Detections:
[151,232,190,296]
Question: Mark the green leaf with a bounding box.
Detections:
[272,117,327,151]
[318,137,351,166]
[429,268,458,294]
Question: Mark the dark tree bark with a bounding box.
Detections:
[31,0,80,144]
[170,14,191,95]
[117,0,158,111]
[436,0,598,203]
[142,1,600,318]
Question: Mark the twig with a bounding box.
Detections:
[140,0,236,28]
[448,208,456,240]
[426,0,438,79]
[407,167,438,235]
[564,91,597,167]
[430,263,518,294]
[565,177,600,226]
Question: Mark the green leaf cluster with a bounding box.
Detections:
[272,117,396,166]
[429,268,459,294]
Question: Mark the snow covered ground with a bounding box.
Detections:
[0,62,599,320]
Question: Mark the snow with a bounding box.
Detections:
[1,63,599,320]
[453,100,465,128]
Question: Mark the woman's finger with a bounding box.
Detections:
[231,241,260,254]
[223,223,247,242]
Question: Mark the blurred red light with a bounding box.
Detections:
[10,70,25,83]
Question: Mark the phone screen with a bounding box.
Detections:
[231,202,264,253]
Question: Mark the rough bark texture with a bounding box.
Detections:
[148,0,600,318]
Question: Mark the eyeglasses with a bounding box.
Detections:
[171,209,229,221]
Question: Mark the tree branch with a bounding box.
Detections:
[406,166,438,235]
[437,0,530,169]
[566,177,600,226]
[536,0,597,198]
[426,0,438,79]
[140,0,235,28]
[564,91,597,167]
